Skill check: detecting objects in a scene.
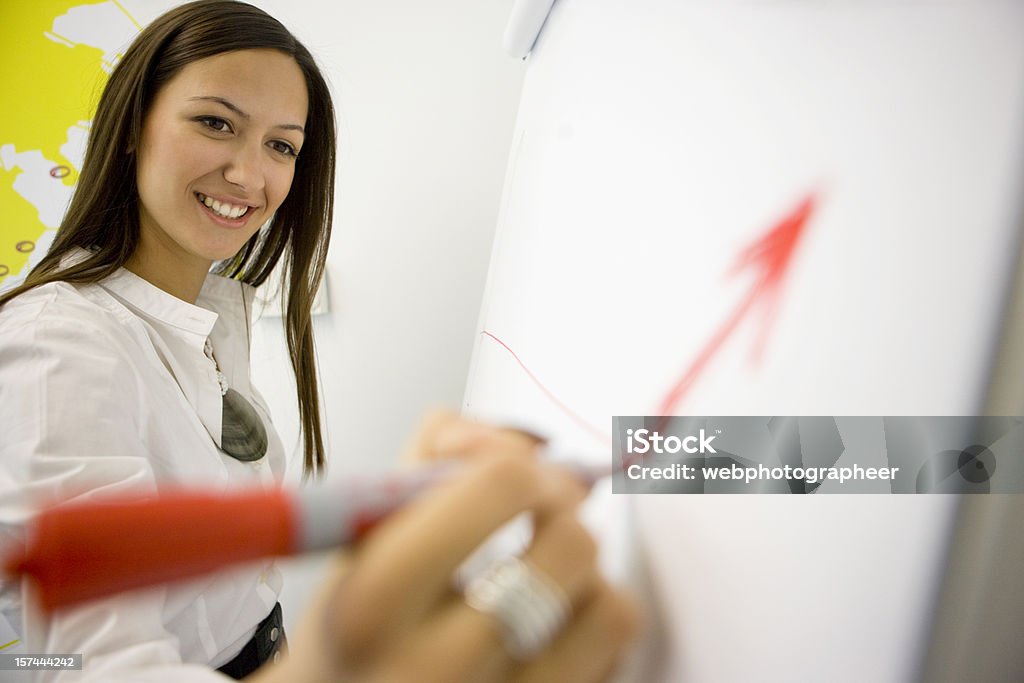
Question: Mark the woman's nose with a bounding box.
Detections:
[222,141,264,193]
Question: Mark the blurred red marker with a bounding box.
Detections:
[3,459,610,612]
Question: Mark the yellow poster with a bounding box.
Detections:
[0,1,140,290]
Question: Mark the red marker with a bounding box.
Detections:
[3,459,611,612]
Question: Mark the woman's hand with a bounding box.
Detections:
[253,418,639,683]
[400,409,547,465]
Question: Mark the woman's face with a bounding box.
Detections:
[134,49,308,281]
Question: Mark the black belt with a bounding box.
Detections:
[216,602,287,679]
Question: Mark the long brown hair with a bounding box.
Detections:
[0,0,334,477]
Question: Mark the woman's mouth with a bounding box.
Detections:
[195,192,250,220]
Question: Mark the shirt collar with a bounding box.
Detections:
[100,267,220,338]
[61,246,257,345]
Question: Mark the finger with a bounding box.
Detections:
[329,454,582,658]
[399,408,476,464]
[526,466,589,527]
[496,423,549,447]
[514,582,642,683]
[521,511,599,610]
[400,410,543,465]
[280,552,357,681]
[397,512,600,679]
[430,422,546,463]
[364,602,507,683]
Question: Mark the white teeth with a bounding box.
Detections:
[197,193,248,219]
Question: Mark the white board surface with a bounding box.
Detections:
[464,1,1024,681]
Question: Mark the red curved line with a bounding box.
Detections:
[479,331,611,446]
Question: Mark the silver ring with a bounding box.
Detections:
[463,556,571,661]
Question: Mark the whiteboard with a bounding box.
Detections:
[463,1,1024,681]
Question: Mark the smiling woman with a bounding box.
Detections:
[0,0,335,480]
[0,1,336,677]
[129,49,309,302]
[0,1,637,682]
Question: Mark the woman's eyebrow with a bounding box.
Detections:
[187,95,305,135]
[189,95,249,119]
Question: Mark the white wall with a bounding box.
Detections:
[232,0,526,631]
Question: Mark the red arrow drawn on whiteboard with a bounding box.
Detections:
[655,192,818,417]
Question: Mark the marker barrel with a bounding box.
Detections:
[7,489,295,612]
[4,459,610,612]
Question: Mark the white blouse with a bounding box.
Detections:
[0,258,287,682]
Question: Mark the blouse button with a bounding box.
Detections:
[270,626,279,643]
[273,650,282,663]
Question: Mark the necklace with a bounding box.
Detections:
[204,338,229,396]
[203,338,268,462]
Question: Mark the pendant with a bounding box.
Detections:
[222,387,269,461]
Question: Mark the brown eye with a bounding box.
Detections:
[196,116,231,133]
[269,140,299,158]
